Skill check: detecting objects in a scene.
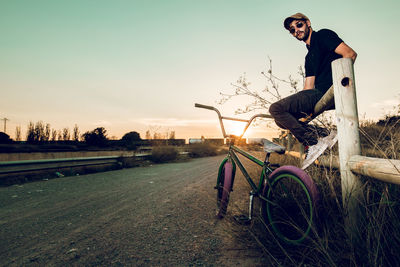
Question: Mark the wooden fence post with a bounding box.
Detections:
[331,58,364,243]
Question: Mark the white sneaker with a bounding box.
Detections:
[301,130,337,169]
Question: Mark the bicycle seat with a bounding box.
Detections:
[261,138,286,154]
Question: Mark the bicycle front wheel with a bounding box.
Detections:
[216,160,235,218]
[261,166,319,244]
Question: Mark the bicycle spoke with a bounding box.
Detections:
[261,168,316,244]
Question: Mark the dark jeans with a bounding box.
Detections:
[269,89,324,146]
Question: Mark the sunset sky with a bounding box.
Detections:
[1,0,399,141]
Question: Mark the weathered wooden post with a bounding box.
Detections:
[331,58,364,243]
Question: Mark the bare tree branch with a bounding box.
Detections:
[218,57,303,115]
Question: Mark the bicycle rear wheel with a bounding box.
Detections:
[216,161,235,218]
[261,166,319,244]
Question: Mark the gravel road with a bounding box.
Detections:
[0,156,271,266]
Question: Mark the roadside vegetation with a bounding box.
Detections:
[150,146,180,163]
[218,113,400,266]
[217,59,400,266]
[188,143,223,158]
[149,143,226,163]
[272,115,399,266]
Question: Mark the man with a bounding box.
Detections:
[269,13,357,168]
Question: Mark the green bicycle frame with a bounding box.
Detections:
[217,143,275,197]
[196,103,316,245]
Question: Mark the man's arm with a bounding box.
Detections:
[304,76,315,90]
[335,42,357,62]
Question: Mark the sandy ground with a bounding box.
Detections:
[0,155,275,266]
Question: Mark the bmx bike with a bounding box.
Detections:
[195,103,320,245]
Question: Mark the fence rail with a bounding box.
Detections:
[286,152,400,185]
[0,150,191,177]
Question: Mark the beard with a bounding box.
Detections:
[295,26,310,41]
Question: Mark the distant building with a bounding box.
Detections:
[189,138,203,144]
[188,138,224,146]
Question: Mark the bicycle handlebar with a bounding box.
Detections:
[194,103,273,139]
[194,103,215,110]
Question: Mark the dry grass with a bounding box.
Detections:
[187,143,226,158]
[150,146,179,163]
[360,117,400,159]
[222,116,400,266]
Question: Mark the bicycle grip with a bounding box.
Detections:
[194,103,215,110]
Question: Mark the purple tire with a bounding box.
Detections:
[261,165,320,244]
[217,161,234,218]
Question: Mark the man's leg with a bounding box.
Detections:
[269,89,323,145]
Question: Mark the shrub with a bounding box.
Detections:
[82,127,108,147]
[121,131,141,150]
[188,143,221,158]
[0,132,13,144]
[150,146,179,163]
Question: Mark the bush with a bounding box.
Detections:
[82,127,108,147]
[188,143,221,158]
[150,146,179,163]
[121,131,141,150]
[0,132,13,144]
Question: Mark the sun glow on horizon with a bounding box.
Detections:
[223,120,253,138]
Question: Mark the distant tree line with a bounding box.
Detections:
[0,121,184,149]
[24,121,81,143]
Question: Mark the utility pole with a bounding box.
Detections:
[1,118,9,133]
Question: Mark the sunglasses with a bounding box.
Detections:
[289,22,304,34]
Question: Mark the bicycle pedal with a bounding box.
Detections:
[233,215,251,225]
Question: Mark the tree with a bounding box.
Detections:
[51,129,57,141]
[0,132,12,144]
[122,131,141,142]
[218,57,303,115]
[57,130,62,141]
[82,127,108,146]
[26,121,51,143]
[153,132,162,139]
[44,124,51,142]
[121,131,141,150]
[26,122,35,143]
[34,121,45,142]
[62,127,70,141]
[168,130,176,139]
[73,124,80,142]
[15,126,21,141]
[145,130,151,140]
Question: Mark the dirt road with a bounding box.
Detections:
[0,156,271,266]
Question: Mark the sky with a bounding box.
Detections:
[1,0,399,141]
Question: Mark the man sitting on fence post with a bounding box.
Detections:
[268,12,357,169]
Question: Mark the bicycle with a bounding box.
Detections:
[195,103,320,245]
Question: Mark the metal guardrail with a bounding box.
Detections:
[0,151,189,176]
[0,156,121,174]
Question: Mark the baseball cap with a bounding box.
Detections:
[284,13,310,30]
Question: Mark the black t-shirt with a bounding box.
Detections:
[305,29,343,93]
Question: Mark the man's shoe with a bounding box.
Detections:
[301,130,337,169]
